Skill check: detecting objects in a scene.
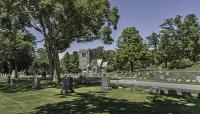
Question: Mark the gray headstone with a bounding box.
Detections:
[32,75,41,89]
[196,76,200,82]
[61,77,74,94]
[42,72,46,79]
[166,72,169,76]
[159,90,165,95]
[146,72,150,76]
[192,80,197,83]
[168,90,177,96]
[11,79,16,86]
[198,93,200,99]
[102,77,111,90]
[7,75,11,83]
[11,70,16,79]
[79,76,86,85]
[159,75,165,80]
[182,92,192,98]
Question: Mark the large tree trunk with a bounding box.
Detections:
[45,37,61,82]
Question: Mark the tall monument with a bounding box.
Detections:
[79,49,92,71]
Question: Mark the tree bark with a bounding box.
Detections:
[45,37,61,82]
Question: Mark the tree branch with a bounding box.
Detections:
[36,39,45,43]
[23,6,45,36]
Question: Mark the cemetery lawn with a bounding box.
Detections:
[0,80,200,114]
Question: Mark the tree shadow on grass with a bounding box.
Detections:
[0,79,35,93]
[28,93,200,114]
[0,79,58,93]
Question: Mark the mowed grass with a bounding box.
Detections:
[0,79,200,114]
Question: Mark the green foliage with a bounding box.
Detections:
[151,14,200,69]
[114,27,149,71]
[92,46,115,62]
[0,31,35,73]
[28,48,49,74]
[146,32,160,51]
[168,58,193,69]
[0,0,120,81]
[92,46,105,60]
[60,51,79,73]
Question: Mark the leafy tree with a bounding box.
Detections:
[146,32,160,51]
[157,14,200,68]
[92,46,105,60]
[29,48,49,74]
[0,0,36,77]
[182,14,200,62]
[0,31,35,74]
[4,0,120,82]
[159,32,172,67]
[60,51,79,73]
[115,27,148,72]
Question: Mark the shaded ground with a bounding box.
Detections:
[0,79,200,114]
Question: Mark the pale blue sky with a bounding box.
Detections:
[31,0,200,58]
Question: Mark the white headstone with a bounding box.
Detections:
[186,80,190,83]
[166,72,169,76]
[11,70,16,79]
[196,76,200,82]
[178,79,182,82]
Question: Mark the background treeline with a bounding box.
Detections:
[113,14,200,72]
[0,14,200,74]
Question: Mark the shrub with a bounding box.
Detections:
[179,58,193,68]
[168,58,193,69]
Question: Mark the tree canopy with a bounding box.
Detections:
[0,0,120,81]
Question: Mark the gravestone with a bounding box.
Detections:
[167,78,172,81]
[196,76,200,82]
[60,77,74,94]
[32,75,41,89]
[42,71,46,79]
[102,77,111,91]
[166,72,169,76]
[114,74,117,78]
[134,74,137,78]
[168,90,177,96]
[198,93,200,99]
[7,75,11,83]
[146,72,150,76]
[138,72,141,76]
[186,80,190,83]
[11,70,16,79]
[11,70,16,86]
[192,80,196,83]
[177,79,182,82]
[159,75,165,80]
[79,76,86,85]
[182,92,192,98]
[11,79,16,86]
[158,90,165,95]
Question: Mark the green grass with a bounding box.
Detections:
[0,79,200,114]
